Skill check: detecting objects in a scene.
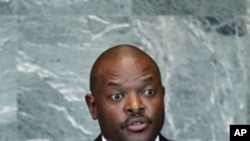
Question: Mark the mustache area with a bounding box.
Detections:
[120,116,153,130]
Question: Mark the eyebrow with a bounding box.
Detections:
[143,76,153,83]
[107,82,121,87]
[107,76,153,87]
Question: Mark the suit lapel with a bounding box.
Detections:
[159,134,171,141]
[94,134,171,141]
[94,134,102,141]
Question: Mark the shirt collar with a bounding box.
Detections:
[102,135,160,141]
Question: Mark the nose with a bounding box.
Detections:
[124,92,145,116]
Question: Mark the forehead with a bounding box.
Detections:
[107,55,150,69]
[98,56,159,81]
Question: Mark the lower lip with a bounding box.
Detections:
[127,122,148,132]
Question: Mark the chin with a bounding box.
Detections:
[121,132,156,141]
[124,136,154,141]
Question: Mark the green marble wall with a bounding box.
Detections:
[0,0,249,141]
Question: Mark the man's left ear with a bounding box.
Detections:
[85,93,98,120]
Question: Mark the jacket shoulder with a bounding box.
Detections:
[160,134,173,141]
[94,134,102,141]
[94,134,173,141]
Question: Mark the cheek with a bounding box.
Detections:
[97,100,125,124]
[147,98,165,127]
[145,97,165,116]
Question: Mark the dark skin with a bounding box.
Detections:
[86,45,165,141]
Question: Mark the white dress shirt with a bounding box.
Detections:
[102,135,160,141]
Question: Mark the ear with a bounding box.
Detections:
[85,93,98,120]
[162,86,165,97]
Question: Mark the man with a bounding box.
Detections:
[85,44,171,141]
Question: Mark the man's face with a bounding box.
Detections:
[87,55,165,141]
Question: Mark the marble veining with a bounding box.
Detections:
[0,0,249,141]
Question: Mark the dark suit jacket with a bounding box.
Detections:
[94,134,171,141]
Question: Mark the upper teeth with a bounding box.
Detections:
[133,122,142,125]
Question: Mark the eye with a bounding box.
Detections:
[110,93,124,101]
[142,89,156,97]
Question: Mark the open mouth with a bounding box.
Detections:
[127,120,148,131]
[122,117,152,132]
